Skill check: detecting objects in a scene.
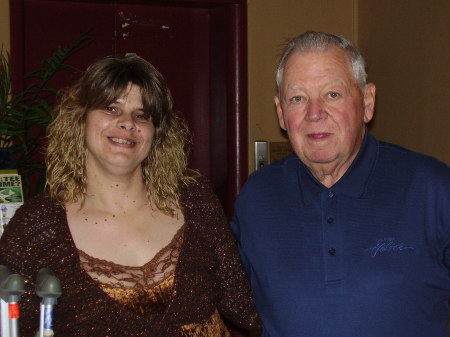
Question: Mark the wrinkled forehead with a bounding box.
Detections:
[287,47,352,71]
[282,48,356,86]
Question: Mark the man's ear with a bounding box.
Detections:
[363,83,376,123]
[274,95,286,130]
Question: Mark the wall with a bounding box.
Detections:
[1,0,448,172]
[358,0,450,165]
[247,0,357,171]
[0,1,10,52]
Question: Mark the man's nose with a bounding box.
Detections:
[305,98,325,121]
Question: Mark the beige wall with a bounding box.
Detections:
[247,0,450,170]
[0,1,10,52]
[1,0,448,171]
[247,0,357,171]
[358,0,450,165]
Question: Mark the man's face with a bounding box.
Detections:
[275,47,375,176]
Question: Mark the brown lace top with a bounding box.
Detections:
[78,225,184,315]
[0,178,260,337]
[78,225,231,336]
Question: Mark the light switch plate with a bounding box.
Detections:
[254,141,268,171]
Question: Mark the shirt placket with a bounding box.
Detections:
[321,189,343,293]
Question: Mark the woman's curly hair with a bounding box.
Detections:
[46,54,197,215]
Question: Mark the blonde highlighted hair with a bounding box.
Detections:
[46,54,197,214]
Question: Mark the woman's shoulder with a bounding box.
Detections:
[179,175,225,219]
[180,174,216,199]
[14,193,62,218]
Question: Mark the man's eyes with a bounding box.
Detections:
[287,92,341,103]
[327,91,341,99]
[290,96,304,103]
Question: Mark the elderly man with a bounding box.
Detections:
[231,31,450,337]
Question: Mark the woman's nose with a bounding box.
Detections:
[118,114,136,131]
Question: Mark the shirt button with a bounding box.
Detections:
[328,248,336,256]
[327,217,334,224]
[328,191,334,198]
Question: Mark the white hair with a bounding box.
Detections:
[275,31,368,91]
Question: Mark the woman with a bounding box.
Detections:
[0,54,260,336]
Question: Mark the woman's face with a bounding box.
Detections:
[84,83,155,177]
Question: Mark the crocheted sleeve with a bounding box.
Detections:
[181,178,261,332]
[0,195,65,336]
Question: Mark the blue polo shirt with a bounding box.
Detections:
[231,133,450,337]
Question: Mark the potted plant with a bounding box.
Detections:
[0,31,91,198]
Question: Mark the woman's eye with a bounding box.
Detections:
[105,106,117,113]
[135,115,153,125]
[134,113,150,121]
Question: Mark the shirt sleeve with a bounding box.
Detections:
[229,212,253,280]
[440,181,450,275]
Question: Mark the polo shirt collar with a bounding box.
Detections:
[297,129,378,200]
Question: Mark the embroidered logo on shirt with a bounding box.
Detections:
[366,237,414,257]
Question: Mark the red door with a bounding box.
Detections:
[10,0,248,219]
